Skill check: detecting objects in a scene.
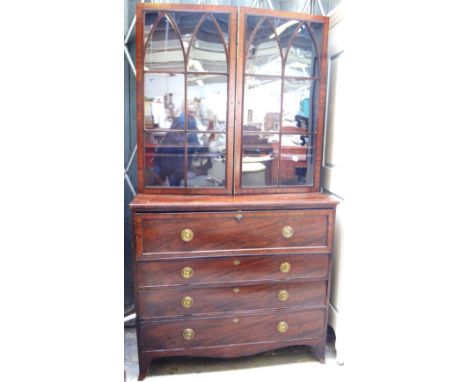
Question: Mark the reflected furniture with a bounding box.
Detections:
[131,4,336,380]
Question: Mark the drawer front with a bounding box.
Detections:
[139,308,325,351]
[135,209,333,258]
[137,254,329,287]
[138,281,327,319]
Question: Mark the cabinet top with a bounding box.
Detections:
[130,193,338,212]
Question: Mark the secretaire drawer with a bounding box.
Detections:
[138,281,327,319]
[134,209,334,258]
[139,308,325,351]
[137,254,329,287]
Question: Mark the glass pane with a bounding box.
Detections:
[169,12,204,54]
[213,13,229,49]
[187,133,226,188]
[144,73,184,188]
[144,73,184,129]
[243,76,281,132]
[279,134,315,186]
[145,15,185,72]
[150,130,185,188]
[285,23,317,77]
[245,17,282,75]
[144,13,160,47]
[245,15,262,44]
[187,74,228,133]
[151,154,185,187]
[146,132,186,189]
[275,19,301,54]
[242,133,279,187]
[309,22,324,63]
[282,78,318,134]
[188,14,227,73]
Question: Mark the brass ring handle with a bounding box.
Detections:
[181,296,193,308]
[277,321,289,333]
[282,225,294,239]
[181,266,193,279]
[235,213,243,222]
[182,328,195,340]
[181,228,194,242]
[280,261,291,273]
[277,289,289,301]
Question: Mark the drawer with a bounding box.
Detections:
[138,281,327,319]
[135,209,333,258]
[139,308,325,351]
[137,254,329,287]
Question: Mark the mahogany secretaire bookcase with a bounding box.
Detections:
[130,3,337,379]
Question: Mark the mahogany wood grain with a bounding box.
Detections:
[139,307,325,351]
[138,280,327,319]
[130,192,338,212]
[136,210,331,257]
[133,6,334,381]
[136,254,329,288]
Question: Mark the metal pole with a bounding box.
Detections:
[124,45,137,76]
[317,0,325,15]
[125,144,138,174]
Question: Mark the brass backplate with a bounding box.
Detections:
[181,266,193,279]
[181,296,193,308]
[280,261,291,273]
[282,225,294,239]
[182,328,195,340]
[181,228,194,242]
[277,321,289,333]
[277,289,289,301]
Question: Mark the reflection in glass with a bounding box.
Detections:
[145,15,185,71]
[279,134,314,186]
[213,13,229,48]
[187,133,226,187]
[282,78,314,133]
[144,73,184,129]
[151,154,185,187]
[144,13,160,47]
[309,22,323,63]
[242,133,279,187]
[243,76,281,132]
[285,23,317,77]
[187,74,227,132]
[188,15,227,73]
[151,112,198,188]
[169,12,203,54]
[245,18,282,75]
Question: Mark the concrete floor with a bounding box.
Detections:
[125,326,342,381]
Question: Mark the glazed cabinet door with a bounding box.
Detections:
[234,8,329,194]
[136,4,237,194]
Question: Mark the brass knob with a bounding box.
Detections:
[182,328,195,340]
[233,287,240,293]
[280,261,291,273]
[277,321,289,333]
[233,317,240,323]
[278,289,289,301]
[181,296,193,308]
[181,266,193,279]
[233,259,240,266]
[282,225,294,239]
[181,228,194,242]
